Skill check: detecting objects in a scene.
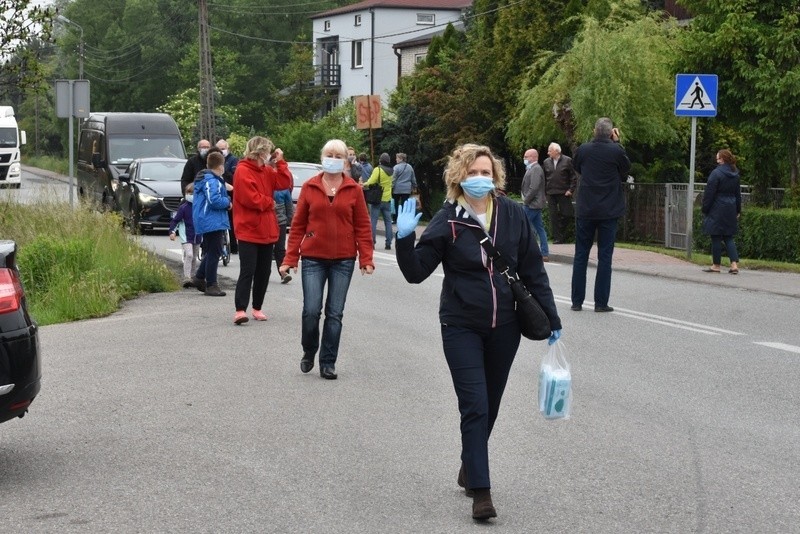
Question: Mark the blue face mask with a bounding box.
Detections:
[322,157,345,174]
[460,176,496,199]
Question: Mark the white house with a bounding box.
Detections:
[310,0,471,111]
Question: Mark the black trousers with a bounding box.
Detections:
[273,224,287,272]
[441,321,520,490]
[234,241,274,311]
[547,193,574,242]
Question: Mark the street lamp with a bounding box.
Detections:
[56,15,84,80]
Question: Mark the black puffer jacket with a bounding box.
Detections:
[396,195,561,332]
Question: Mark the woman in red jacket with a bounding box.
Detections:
[232,136,292,325]
[279,139,375,379]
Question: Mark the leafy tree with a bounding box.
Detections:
[272,101,364,163]
[507,3,681,155]
[678,0,800,191]
[0,0,55,98]
[276,36,331,123]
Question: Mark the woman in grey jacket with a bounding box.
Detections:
[392,152,417,218]
[395,144,561,521]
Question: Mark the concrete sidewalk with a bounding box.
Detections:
[547,243,800,299]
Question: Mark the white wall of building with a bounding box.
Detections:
[312,7,463,105]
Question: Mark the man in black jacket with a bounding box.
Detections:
[542,142,577,243]
[181,139,211,193]
[571,117,631,313]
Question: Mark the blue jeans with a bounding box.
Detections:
[301,258,356,366]
[195,230,224,285]
[710,235,739,265]
[523,206,550,256]
[441,321,521,490]
[571,217,618,308]
[370,201,393,248]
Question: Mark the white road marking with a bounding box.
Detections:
[553,296,745,336]
[753,342,800,354]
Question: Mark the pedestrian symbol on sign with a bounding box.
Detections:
[677,77,715,112]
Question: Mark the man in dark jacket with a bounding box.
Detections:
[542,142,578,243]
[181,139,212,193]
[571,117,631,313]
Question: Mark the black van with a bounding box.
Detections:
[77,113,186,210]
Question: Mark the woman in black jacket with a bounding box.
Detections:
[395,143,562,521]
[701,149,741,274]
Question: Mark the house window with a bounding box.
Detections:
[417,13,435,25]
[324,20,331,31]
[415,54,427,64]
[352,40,363,68]
[355,14,361,26]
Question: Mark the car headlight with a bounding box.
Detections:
[8,162,20,177]
[138,193,159,205]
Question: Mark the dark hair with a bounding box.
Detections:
[379,153,390,165]
[717,149,737,171]
[207,151,225,169]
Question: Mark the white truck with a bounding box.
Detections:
[0,106,26,189]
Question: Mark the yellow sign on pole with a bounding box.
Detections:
[355,95,381,130]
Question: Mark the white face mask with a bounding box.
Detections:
[322,157,345,174]
[185,194,194,203]
[221,149,229,157]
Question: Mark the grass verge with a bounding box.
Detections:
[1,198,179,326]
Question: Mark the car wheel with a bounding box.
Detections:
[126,201,141,234]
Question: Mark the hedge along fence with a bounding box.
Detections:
[693,207,800,263]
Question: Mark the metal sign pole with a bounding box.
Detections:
[685,116,697,259]
[68,81,75,208]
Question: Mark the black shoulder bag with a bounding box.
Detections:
[467,225,551,341]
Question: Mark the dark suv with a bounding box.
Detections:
[0,240,41,424]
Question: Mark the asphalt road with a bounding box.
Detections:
[2,168,799,532]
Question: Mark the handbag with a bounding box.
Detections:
[467,225,551,340]
[364,184,382,205]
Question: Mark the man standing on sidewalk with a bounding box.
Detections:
[571,117,630,312]
[543,142,577,243]
[520,148,549,261]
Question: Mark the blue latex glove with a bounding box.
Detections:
[396,197,422,239]
[548,329,562,345]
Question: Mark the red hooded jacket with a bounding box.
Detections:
[283,173,374,268]
[232,158,292,245]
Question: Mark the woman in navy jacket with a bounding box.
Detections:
[395,143,561,521]
[701,149,741,274]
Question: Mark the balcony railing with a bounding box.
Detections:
[315,64,341,88]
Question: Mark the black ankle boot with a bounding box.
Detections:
[457,463,474,497]
[472,488,497,520]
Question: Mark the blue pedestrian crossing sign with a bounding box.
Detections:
[675,74,718,117]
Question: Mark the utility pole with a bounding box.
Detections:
[198,0,215,142]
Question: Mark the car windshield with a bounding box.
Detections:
[0,128,17,148]
[137,161,184,181]
[109,137,185,165]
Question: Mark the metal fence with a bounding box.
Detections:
[622,183,786,249]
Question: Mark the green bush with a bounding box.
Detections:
[2,199,178,325]
[694,206,800,263]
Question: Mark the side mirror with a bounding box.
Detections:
[19,131,26,146]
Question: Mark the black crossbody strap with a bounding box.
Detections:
[466,225,516,284]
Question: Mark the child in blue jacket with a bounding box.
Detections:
[191,151,231,296]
